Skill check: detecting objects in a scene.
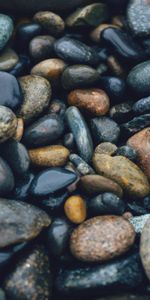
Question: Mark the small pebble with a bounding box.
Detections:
[33,11,65,36]
[0,106,17,143]
[29,35,55,62]
[0,48,19,71]
[94,142,117,156]
[64,195,86,224]
[91,116,120,144]
[69,153,95,175]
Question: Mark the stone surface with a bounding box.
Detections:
[64,195,86,224]
[110,102,133,124]
[29,145,70,167]
[13,171,35,201]
[69,153,95,175]
[70,216,135,262]
[94,142,117,156]
[93,153,150,198]
[18,75,51,123]
[29,35,55,62]
[140,217,150,279]
[127,60,150,96]
[132,96,150,115]
[127,0,150,36]
[129,214,150,234]
[0,48,19,71]
[122,114,150,136]
[0,14,14,51]
[0,157,14,195]
[34,11,65,36]
[0,199,51,248]
[68,88,110,116]
[0,105,17,143]
[115,146,137,161]
[91,116,120,144]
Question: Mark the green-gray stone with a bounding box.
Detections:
[127,0,150,36]
[0,14,14,51]
[0,48,19,71]
[127,60,150,96]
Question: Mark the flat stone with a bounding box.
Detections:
[70,216,135,262]
[0,48,19,71]
[64,195,86,224]
[0,105,17,143]
[140,217,150,279]
[93,153,150,198]
[33,11,65,36]
[0,199,51,248]
[0,14,14,51]
[0,157,14,196]
[127,0,150,36]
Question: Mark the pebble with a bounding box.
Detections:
[127,60,150,97]
[0,48,19,71]
[18,75,51,123]
[69,153,95,175]
[110,102,133,124]
[23,114,64,147]
[16,22,42,48]
[66,106,93,163]
[127,0,150,36]
[13,171,35,201]
[29,35,55,62]
[68,88,110,116]
[66,3,109,27]
[129,214,150,234]
[140,217,150,279]
[63,133,75,150]
[9,54,30,77]
[0,157,14,195]
[0,72,23,111]
[88,193,125,216]
[0,199,50,247]
[99,76,126,103]
[13,118,24,142]
[70,216,135,262]
[79,174,123,197]
[33,11,65,36]
[132,96,150,115]
[61,65,100,90]
[91,116,120,144]
[29,145,70,167]
[64,195,86,224]
[122,114,150,136]
[0,106,17,143]
[48,99,66,117]
[29,168,77,196]
[90,24,117,43]
[94,142,117,156]
[4,245,52,300]
[127,128,150,180]
[115,146,137,161]
[55,252,144,295]
[93,153,150,198]
[0,14,14,51]
[54,37,99,66]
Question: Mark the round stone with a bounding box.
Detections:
[29,35,55,62]
[0,14,14,51]
[64,195,86,224]
[33,11,65,36]
[0,48,19,71]
[70,216,135,262]
[94,142,117,156]
[0,106,17,143]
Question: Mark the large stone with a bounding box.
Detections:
[0,14,13,51]
[127,0,150,36]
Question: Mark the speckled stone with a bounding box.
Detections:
[140,217,150,279]
[29,145,70,167]
[93,153,150,198]
[122,114,150,136]
[0,48,19,71]
[127,61,150,96]
[132,96,150,115]
[29,35,55,62]
[13,118,24,142]
[34,11,65,36]
[0,199,51,248]
[0,14,14,51]
[0,157,14,196]
[64,195,86,224]
[69,153,95,175]
[70,216,135,262]
[4,245,52,300]
[18,75,51,123]
[94,142,117,156]
[129,214,150,234]
[91,117,120,144]
[79,175,123,197]
[68,88,110,116]
[127,0,150,36]
[0,106,17,143]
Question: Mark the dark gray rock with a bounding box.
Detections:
[127,61,150,96]
[0,14,14,51]
[132,96,150,115]
[121,114,150,136]
[0,157,14,196]
[91,116,120,144]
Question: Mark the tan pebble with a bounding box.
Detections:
[33,11,65,36]
[112,15,125,28]
[13,118,24,141]
[94,142,117,156]
[107,55,126,78]
[64,195,86,224]
[123,212,133,220]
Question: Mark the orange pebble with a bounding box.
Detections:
[64,196,86,224]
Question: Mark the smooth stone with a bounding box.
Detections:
[0,48,19,71]
[13,118,24,142]
[34,11,65,36]
[9,54,31,78]
[0,157,14,195]
[127,128,150,179]
[66,107,93,162]
[93,153,150,198]
[127,61,150,96]
[70,216,135,262]
[110,102,133,124]
[13,171,35,201]
[122,114,150,136]
[18,75,51,123]
[91,117,120,144]
[68,88,110,116]
[16,22,42,48]
[129,214,150,234]
[90,24,118,43]
[79,175,123,197]
[29,168,77,197]
[29,35,55,62]
[31,58,67,84]
[88,193,125,216]
[29,145,70,167]
[0,106,17,143]
[54,37,99,66]
[99,76,126,103]
[0,14,13,51]
[115,146,137,161]
[55,252,144,295]
[1,140,30,176]
[66,3,109,27]
[140,217,150,279]
[127,201,148,216]
[132,96,150,115]
[94,142,117,156]
[46,218,71,257]
[63,133,75,151]
[61,65,100,90]
[23,114,64,147]
[39,191,69,215]
[4,245,52,300]
[64,195,86,224]
[69,153,95,175]
[0,199,50,248]
[127,0,150,36]
[0,72,23,111]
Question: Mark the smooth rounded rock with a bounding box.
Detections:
[34,11,65,36]
[0,106,17,143]
[15,22,42,48]
[29,35,55,62]
[13,171,35,201]
[94,142,117,156]
[69,153,95,175]
[0,14,14,51]
[127,0,150,36]
[140,217,150,279]
[64,195,86,224]
[99,76,126,103]
[70,216,135,262]
[0,157,14,195]
[132,96,150,115]
[0,48,19,71]
[91,116,120,144]
[127,61,150,96]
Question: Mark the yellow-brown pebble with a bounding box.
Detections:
[13,118,24,141]
[29,145,70,167]
[64,195,86,224]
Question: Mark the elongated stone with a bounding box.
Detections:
[0,14,14,51]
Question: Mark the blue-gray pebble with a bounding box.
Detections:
[127,0,150,36]
[0,14,14,51]
[127,61,150,96]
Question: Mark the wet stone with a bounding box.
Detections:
[29,35,55,62]
[110,102,133,124]
[140,217,150,280]
[99,76,127,103]
[127,0,150,36]
[121,114,150,136]
[94,142,117,156]
[64,195,87,224]
[0,48,19,71]
[33,11,65,36]
[0,105,17,143]
[0,157,14,196]
[69,153,95,175]
[91,116,120,144]
[132,96,150,115]
[13,171,35,201]
[0,14,14,51]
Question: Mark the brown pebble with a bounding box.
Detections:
[79,174,123,197]
[70,215,136,262]
[123,212,133,220]
[33,11,65,36]
[64,195,86,224]
[140,217,150,279]
[94,142,117,156]
[13,118,24,142]
[29,145,70,167]
[107,55,126,78]
[90,24,118,43]
[68,88,110,116]
[112,15,125,28]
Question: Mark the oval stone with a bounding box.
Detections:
[91,116,120,144]
[29,35,55,62]
[33,11,65,36]
[132,96,150,115]
[64,195,86,224]
[0,48,19,71]
[93,153,150,198]
[0,14,14,51]
[70,216,135,262]
[127,61,150,96]
[0,157,14,196]
[0,106,17,143]
[127,0,150,36]
[140,217,150,280]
